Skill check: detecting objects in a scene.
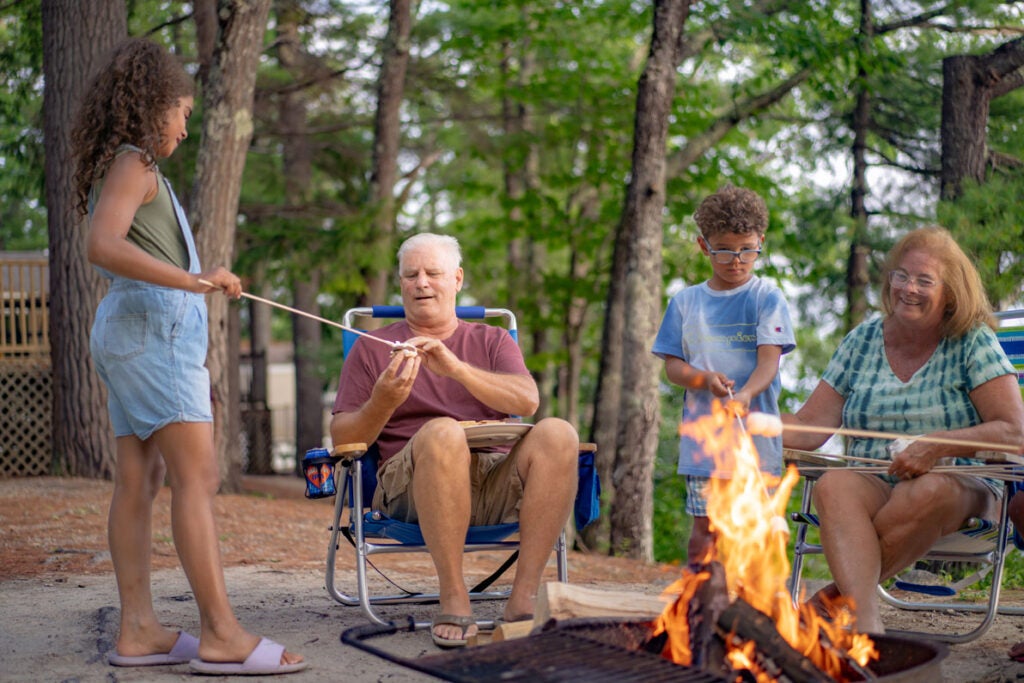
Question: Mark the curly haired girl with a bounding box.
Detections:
[70,37,304,675]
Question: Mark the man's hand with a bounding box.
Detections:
[407,336,464,380]
[370,348,422,409]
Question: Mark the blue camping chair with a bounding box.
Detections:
[323,306,600,626]
[786,308,1024,644]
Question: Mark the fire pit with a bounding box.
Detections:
[342,406,947,682]
[341,617,947,682]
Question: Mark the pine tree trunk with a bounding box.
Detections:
[276,2,324,468]
[607,0,691,561]
[191,0,272,492]
[940,37,1024,200]
[41,0,126,478]
[845,0,873,332]
[365,0,412,306]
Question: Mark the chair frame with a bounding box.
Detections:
[323,306,569,627]
[787,308,1024,644]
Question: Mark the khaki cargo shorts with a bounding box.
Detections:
[372,439,524,525]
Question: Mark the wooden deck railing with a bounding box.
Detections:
[1,256,49,358]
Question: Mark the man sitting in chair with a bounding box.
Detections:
[330,232,579,648]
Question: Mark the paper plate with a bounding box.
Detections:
[461,421,532,448]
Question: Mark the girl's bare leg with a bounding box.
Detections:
[108,435,183,657]
[154,421,302,666]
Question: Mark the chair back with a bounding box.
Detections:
[996,309,1024,400]
[995,309,1024,546]
[341,306,517,358]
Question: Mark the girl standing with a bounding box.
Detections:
[70,37,304,675]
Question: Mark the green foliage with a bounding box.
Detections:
[0,3,45,250]
[939,174,1024,310]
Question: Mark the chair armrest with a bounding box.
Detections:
[783,448,847,477]
[331,443,368,464]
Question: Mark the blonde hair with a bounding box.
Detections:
[880,226,996,338]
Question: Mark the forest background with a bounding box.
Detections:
[2,0,1022,565]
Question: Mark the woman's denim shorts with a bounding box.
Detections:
[90,280,211,440]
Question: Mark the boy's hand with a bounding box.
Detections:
[724,396,750,419]
[727,391,752,415]
[705,371,734,398]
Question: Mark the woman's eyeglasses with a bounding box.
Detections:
[889,270,938,291]
[707,247,762,264]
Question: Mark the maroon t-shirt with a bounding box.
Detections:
[332,320,530,463]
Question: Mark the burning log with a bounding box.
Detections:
[688,561,730,676]
[717,598,832,683]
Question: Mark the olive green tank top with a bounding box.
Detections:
[88,146,189,270]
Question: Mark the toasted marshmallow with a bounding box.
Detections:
[745,412,783,437]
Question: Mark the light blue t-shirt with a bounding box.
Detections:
[652,276,796,476]
[823,317,1015,483]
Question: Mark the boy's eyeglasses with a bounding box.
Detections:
[707,247,762,264]
[889,270,938,291]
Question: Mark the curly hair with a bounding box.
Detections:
[880,225,997,338]
[70,38,194,217]
[693,184,769,238]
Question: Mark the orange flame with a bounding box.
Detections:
[655,401,877,679]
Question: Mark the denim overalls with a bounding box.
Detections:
[90,171,211,440]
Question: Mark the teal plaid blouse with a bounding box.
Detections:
[822,317,1015,484]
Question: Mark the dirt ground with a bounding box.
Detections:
[2,476,1024,682]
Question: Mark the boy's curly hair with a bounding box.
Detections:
[70,38,194,217]
[693,184,768,238]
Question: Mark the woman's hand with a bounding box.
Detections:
[887,437,937,479]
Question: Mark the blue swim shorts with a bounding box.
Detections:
[90,280,211,440]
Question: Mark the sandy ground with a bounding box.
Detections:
[2,476,1024,682]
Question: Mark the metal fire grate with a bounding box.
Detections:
[342,617,947,683]
[342,618,729,683]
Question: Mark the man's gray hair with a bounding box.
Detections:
[397,233,462,272]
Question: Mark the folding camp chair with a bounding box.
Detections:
[786,308,1024,644]
[323,305,600,626]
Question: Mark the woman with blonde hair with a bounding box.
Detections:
[783,225,1024,634]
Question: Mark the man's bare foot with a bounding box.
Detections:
[431,613,478,648]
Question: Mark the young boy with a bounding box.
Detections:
[651,184,795,566]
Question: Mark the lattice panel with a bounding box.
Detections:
[0,359,52,477]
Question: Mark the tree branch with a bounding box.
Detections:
[666,65,813,177]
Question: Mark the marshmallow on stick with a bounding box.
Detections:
[745,412,784,437]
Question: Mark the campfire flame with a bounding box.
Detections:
[653,401,877,680]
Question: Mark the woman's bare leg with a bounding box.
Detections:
[812,471,890,633]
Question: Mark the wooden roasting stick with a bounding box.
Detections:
[747,413,1023,464]
[197,279,418,354]
[780,422,1022,461]
[784,448,1024,478]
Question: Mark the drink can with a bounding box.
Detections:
[302,448,337,499]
